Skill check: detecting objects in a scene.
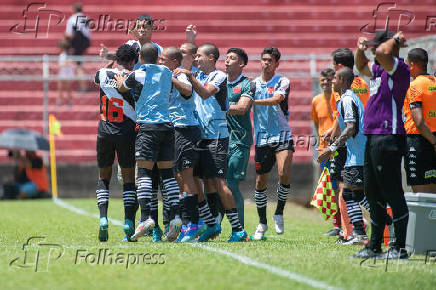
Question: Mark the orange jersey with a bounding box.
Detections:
[404,75,436,134]
[311,92,335,153]
[331,76,369,118]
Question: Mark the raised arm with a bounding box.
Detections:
[355,37,372,78]
[375,32,406,72]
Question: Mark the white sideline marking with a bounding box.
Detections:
[53,197,340,290]
[53,197,122,226]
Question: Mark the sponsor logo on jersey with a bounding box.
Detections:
[267,87,274,95]
[428,110,436,118]
[352,88,368,95]
[428,85,436,93]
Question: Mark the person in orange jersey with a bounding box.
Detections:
[404,48,436,193]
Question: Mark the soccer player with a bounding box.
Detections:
[94,44,138,242]
[115,43,182,242]
[100,14,167,241]
[174,43,248,242]
[158,46,204,242]
[225,48,255,227]
[100,14,163,69]
[318,67,368,245]
[404,48,436,193]
[323,48,370,238]
[353,30,410,259]
[252,47,293,240]
[180,42,199,73]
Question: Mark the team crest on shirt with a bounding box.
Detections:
[267,87,274,95]
[204,82,209,87]
[233,86,241,94]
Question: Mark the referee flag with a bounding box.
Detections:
[311,167,337,220]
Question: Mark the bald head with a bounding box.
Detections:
[337,67,354,88]
[163,46,182,65]
[140,43,158,64]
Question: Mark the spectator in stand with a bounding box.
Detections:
[65,2,90,92]
[57,39,75,107]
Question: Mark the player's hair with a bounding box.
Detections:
[181,42,198,55]
[73,3,82,13]
[164,46,183,65]
[227,48,248,66]
[337,67,354,88]
[198,43,220,62]
[261,47,281,62]
[136,14,153,25]
[407,48,428,69]
[140,43,158,64]
[116,44,138,66]
[320,68,335,79]
[331,48,354,69]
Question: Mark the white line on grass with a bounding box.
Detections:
[53,197,340,290]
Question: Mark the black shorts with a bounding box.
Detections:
[135,125,175,162]
[254,139,294,174]
[405,134,436,186]
[330,146,346,182]
[97,135,135,168]
[343,166,364,187]
[174,126,201,173]
[194,138,229,179]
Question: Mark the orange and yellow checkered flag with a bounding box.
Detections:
[311,167,337,220]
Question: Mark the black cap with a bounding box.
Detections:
[364,30,395,47]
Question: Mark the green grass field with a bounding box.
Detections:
[1,198,435,290]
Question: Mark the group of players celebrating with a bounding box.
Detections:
[93,14,436,259]
[94,14,293,244]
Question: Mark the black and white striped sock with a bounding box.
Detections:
[345,200,365,233]
[160,169,180,221]
[150,189,158,225]
[226,208,243,232]
[122,183,136,221]
[275,183,290,215]
[254,188,268,225]
[137,168,153,221]
[96,179,109,218]
[198,200,216,227]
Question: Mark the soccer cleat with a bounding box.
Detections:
[228,230,248,242]
[342,234,369,246]
[98,217,108,242]
[350,246,383,259]
[336,235,353,245]
[197,223,222,242]
[123,219,135,242]
[324,227,341,236]
[181,223,202,242]
[252,223,268,241]
[166,217,183,242]
[376,247,408,260]
[131,218,155,241]
[176,224,188,242]
[273,215,284,234]
[152,226,163,242]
